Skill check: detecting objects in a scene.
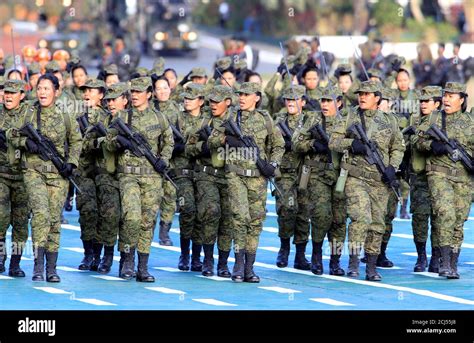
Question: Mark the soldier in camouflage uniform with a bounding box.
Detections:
[172,83,211,272]
[26,63,41,101]
[186,85,234,277]
[105,77,174,282]
[334,63,359,109]
[8,73,82,282]
[75,78,109,272]
[415,82,473,279]
[410,86,442,273]
[264,56,296,117]
[272,85,311,270]
[329,81,405,281]
[0,80,29,277]
[208,82,285,283]
[293,86,347,276]
[102,64,120,88]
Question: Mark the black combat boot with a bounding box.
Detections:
[32,247,45,281]
[158,221,173,246]
[190,242,203,272]
[178,237,190,271]
[310,241,324,275]
[438,246,452,277]
[294,242,311,270]
[0,238,7,273]
[45,251,61,283]
[329,254,345,276]
[201,244,215,277]
[217,249,231,278]
[365,254,382,281]
[64,183,74,211]
[244,252,260,283]
[447,248,460,279]
[119,248,135,280]
[376,242,394,268]
[413,241,427,272]
[90,242,103,272]
[399,199,411,219]
[276,238,290,268]
[98,245,114,274]
[231,249,245,282]
[136,252,155,282]
[8,253,25,277]
[347,254,360,278]
[78,240,94,270]
[428,247,440,273]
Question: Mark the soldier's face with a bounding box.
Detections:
[210,99,230,116]
[420,99,437,115]
[285,98,305,115]
[396,71,410,91]
[443,92,463,114]
[184,97,204,112]
[303,71,319,90]
[220,71,236,87]
[83,88,104,108]
[239,93,260,111]
[72,68,87,87]
[164,71,177,89]
[105,75,120,88]
[107,95,128,115]
[154,80,171,102]
[320,98,339,116]
[338,74,352,93]
[4,91,25,110]
[248,75,262,85]
[192,76,207,85]
[358,92,379,110]
[30,74,40,89]
[8,71,22,81]
[37,79,59,108]
[131,90,150,110]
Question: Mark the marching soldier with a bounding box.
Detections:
[329,81,405,281]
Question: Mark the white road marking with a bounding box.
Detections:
[0,275,13,280]
[412,272,443,279]
[310,298,355,306]
[259,286,301,294]
[63,247,84,253]
[196,275,232,281]
[153,266,186,272]
[403,252,432,258]
[462,243,474,249]
[73,298,116,306]
[465,262,474,265]
[192,298,237,307]
[262,227,278,233]
[266,212,277,217]
[34,287,71,294]
[91,275,126,281]
[146,287,185,294]
[56,266,87,272]
[61,224,81,231]
[259,246,280,252]
[378,266,403,270]
[21,256,33,261]
[391,233,414,239]
[170,228,180,234]
[150,242,182,252]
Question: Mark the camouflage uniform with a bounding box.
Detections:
[415,82,473,279]
[105,77,174,281]
[0,80,29,277]
[208,82,285,283]
[329,81,405,281]
[293,86,347,276]
[26,63,41,101]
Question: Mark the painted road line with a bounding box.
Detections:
[63,247,84,253]
[153,267,186,273]
[170,228,180,234]
[196,275,233,282]
[34,287,71,295]
[412,272,443,279]
[150,242,182,252]
[378,266,403,270]
[392,218,411,222]
[91,275,126,281]
[192,298,237,307]
[465,262,474,265]
[73,298,116,306]
[61,224,81,231]
[310,298,355,306]
[403,252,432,258]
[392,233,414,239]
[259,246,280,252]
[21,256,33,261]
[267,200,276,205]
[56,266,88,273]
[259,286,301,294]
[266,212,277,217]
[462,243,474,249]
[0,275,14,280]
[263,227,278,233]
[146,287,186,294]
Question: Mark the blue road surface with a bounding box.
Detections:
[0,189,473,310]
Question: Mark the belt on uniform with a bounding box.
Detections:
[24,162,58,174]
[304,159,334,170]
[0,171,22,181]
[117,166,156,175]
[170,168,193,178]
[194,165,225,177]
[426,164,462,177]
[341,161,381,182]
[225,164,260,177]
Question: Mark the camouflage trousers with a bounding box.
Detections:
[0,175,29,254]
[227,173,267,254]
[95,173,121,247]
[274,172,309,244]
[75,174,99,242]
[345,176,389,255]
[195,170,232,250]
[176,176,200,243]
[23,170,67,252]
[410,173,438,246]
[384,191,397,243]
[428,172,470,250]
[305,175,346,252]
[160,179,177,224]
[118,174,163,254]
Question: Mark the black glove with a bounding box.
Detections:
[351,139,366,155]
[259,160,276,178]
[277,62,286,75]
[25,138,39,154]
[391,58,403,73]
[200,141,211,157]
[213,68,222,80]
[178,71,192,86]
[312,140,329,154]
[225,135,245,148]
[59,163,75,178]
[284,139,292,152]
[153,159,168,174]
[116,135,133,151]
[199,127,211,142]
[431,141,449,156]
[382,165,397,185]
[172,142,185,157]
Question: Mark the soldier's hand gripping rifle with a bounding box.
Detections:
[276,120,293,152]
[425,123,474,173]
[347,122,402,202]
[110,117,178,189]
[170,123,185,143]
[221,118,283,197]
[196,125,212,142]
[19,123,82,192]
[77,114,108,138]
[0,130,7,152]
